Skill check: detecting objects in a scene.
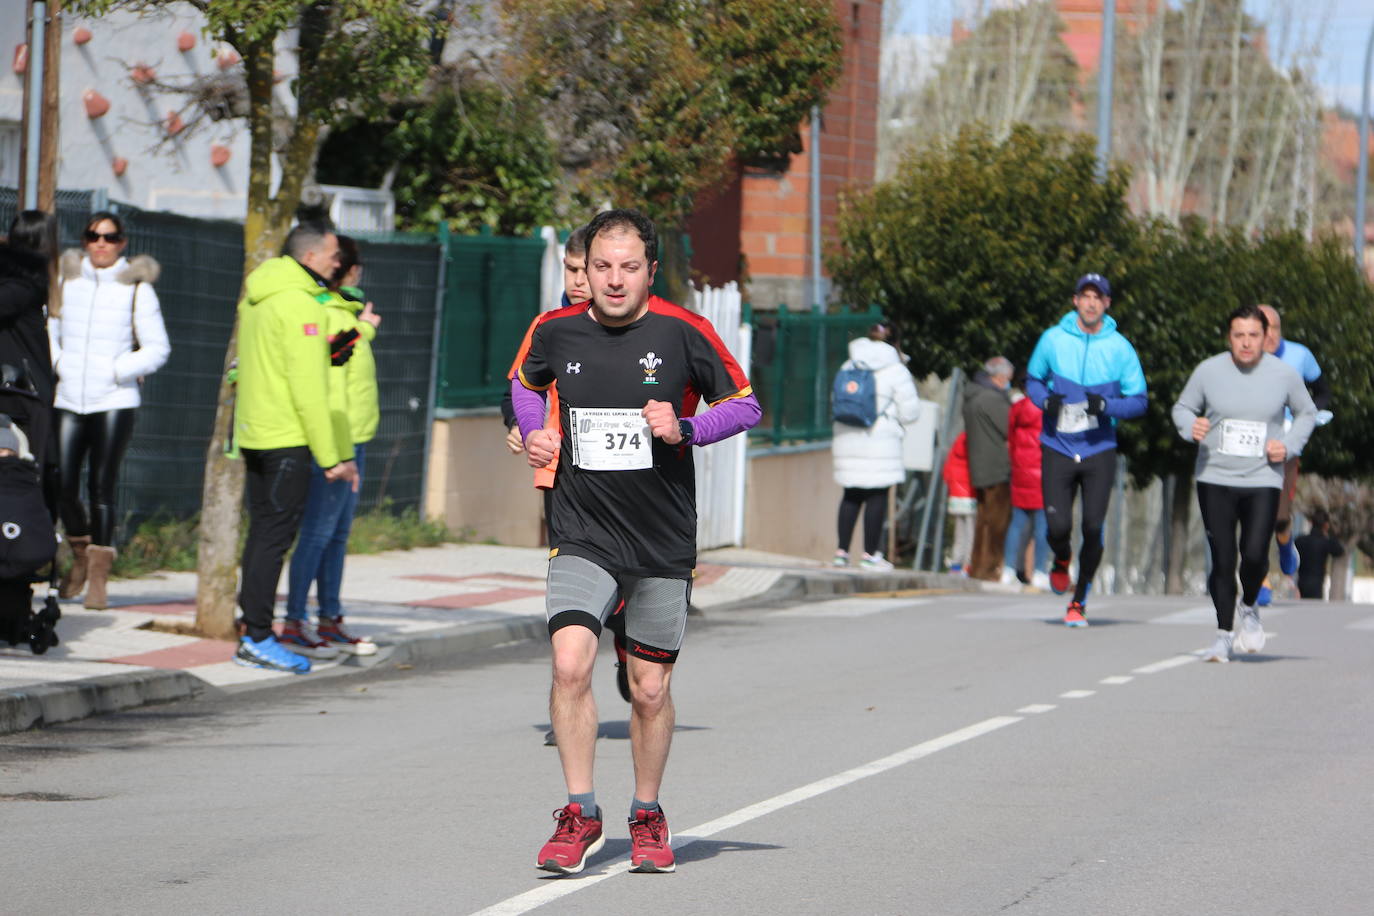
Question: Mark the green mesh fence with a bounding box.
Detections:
[749,306,884,444]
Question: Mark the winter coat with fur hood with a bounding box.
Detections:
[50,250,170,413]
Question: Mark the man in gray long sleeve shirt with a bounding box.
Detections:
[1171,305,1317,663]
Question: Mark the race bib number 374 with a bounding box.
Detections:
[569,408,653,471]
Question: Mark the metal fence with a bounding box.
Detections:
[433,226,547,410]
[748,305,884,444]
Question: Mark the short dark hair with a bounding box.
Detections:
[1227,304,1269,333]
[584,209,657,264]
[565,225,589,258]
[283,220,335,260]
[1309,508,1329,530]
[8,209,58,263]
[84,209,126,240]
[331,235,361,288]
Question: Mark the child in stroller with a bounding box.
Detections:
[0,414,59,653]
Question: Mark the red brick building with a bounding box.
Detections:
[687,0,882,311]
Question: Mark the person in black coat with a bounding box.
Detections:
[0,210,58,469]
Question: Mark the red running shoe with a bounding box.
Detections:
[1063,601,1088,628]
[316,616,377,656]
[628,807,675,873]
[1049,558,1072,595]
[536,804,604,874]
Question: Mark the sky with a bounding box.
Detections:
[891,0,1374,115]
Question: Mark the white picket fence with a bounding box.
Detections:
[692,282,751,550]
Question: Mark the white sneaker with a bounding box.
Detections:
[999,566,1018,585]
[859,552,894,571]
[1236,604,1265,653]
[1202,631,1232,663]
[1030,570,1051,591]
[832,550,849,567]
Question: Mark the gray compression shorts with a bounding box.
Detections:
[545,553,690,663]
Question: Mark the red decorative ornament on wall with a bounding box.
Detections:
[83,90,111,119]
[131,64,156,85]
[216,49,240,70]
[176,31,196,52]
[165,111,184,136]
[210,145,231,167]
[73,27,93,46]
[13,44,27,74]
[111,157,128,177]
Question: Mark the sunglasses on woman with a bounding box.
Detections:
[83,230,125,243]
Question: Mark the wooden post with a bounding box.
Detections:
[38,0,60,212]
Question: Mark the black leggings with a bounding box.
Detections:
[57,408,137,546]
[838,487,888,556]
[1042,447,1116,603]
[1196,482,1280,630]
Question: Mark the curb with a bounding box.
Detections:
[0,571,986,736]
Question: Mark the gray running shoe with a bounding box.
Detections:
[1202,632,1232,663]
[1236,604,1265,653]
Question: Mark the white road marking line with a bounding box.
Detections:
[1133,655,1198,675]
[469,716,1022,916]
[1059,689,1096,699]
[1017,704,1057,714]
[1100,675,1133,685]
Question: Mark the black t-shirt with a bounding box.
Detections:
[1294,533,1344,593]
[517,297,751,576]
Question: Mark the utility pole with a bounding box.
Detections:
[40,0,61,212]
[1094,0,1118,181]
[1356,23,1374,276]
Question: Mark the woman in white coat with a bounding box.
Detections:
[49,212,170,608]
[831,322,921,570]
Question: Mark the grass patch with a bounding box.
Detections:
[103,501,464,578]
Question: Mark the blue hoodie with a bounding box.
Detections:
[1026,312,1148,459]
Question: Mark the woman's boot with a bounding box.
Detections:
[60,535,92,599]
[84,545,117,610]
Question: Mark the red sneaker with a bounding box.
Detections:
[316,616,377,656]
[628,807,675,873]
[1049,559,1072,596]
[536,804,604,874]
[1063,602,1088,628]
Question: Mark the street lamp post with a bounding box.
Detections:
[1356,23,1374,275]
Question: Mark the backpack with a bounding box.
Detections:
[833,365,878,427]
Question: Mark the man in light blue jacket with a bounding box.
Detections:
[1026,274,1147,626]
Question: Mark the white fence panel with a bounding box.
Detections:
[692,282,751,550]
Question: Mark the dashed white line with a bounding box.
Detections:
[1017,704,1057,714]
[1100,675,1134,685]
[1059,689,1096,699]
[1133,655,1198,675]
[469,716,1022,916]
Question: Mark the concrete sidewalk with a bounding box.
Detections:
[0,543,975,735]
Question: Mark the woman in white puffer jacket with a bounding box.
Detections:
[831,322,921,570]
[49,211,170,608]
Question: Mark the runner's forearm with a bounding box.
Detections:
[684,394,761,446]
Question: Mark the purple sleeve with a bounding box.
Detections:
[512,377,548,442]
[686,393,761,446]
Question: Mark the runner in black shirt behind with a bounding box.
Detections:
[1294,511,1344,600]
[512,209,759,875]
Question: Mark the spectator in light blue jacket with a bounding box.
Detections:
[1025,274,1147,626]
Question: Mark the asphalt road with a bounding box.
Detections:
[3,590,1372,915]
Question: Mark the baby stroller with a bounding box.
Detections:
[0,414,59,654]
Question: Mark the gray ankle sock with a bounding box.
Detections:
[569,792,597,818]
[631,797,660,819]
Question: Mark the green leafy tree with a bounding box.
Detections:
[318,83,559,235]
[501,0,842,224]
[70,0,433,638]
[828,124,1136,377]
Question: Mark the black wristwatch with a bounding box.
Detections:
[678,419,694,446]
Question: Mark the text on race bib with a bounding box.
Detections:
[1218,418,1267,459]
[569,408,653,471]
[1057,401,1099,435]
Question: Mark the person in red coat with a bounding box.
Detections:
[942,432,976,573]
[1004,373,1050,587]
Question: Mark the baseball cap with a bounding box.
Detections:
[1075,273,1111,297]
[0,414,32,460]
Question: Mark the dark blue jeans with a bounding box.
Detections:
[286,445,364,621]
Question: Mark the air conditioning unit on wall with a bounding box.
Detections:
[317,184,395,233]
